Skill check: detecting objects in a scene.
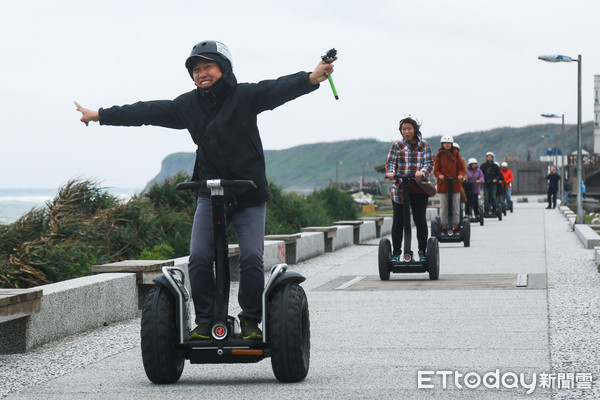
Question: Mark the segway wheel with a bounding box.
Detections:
[503,204,507,216]
[426,237,440,280]
[141,284,185,384]
[378,238,391,281]
[509,201,513,213]
[268,283,310,383]
[479,207,484,226]
[462,219,471,247]
[497,208,502,221]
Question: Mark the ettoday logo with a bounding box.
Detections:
[419,370,538,394]
[418,370,593,393]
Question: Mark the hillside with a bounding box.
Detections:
[145,122,594,191]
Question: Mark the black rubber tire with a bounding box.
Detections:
[509,201,513,213]
[462,219,471,247]
[426,237,440,280]
[497,208,502,221]
[431,217,441,238]
[268,283,310,383]
[479,207,484,226]
[141,285,185,384]
[378,238,391,281]
[503,204,507,216]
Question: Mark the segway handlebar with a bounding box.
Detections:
[393,174,430,183]
[176,179,257,191]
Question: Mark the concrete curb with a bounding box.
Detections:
[0,273,138,354]
[557,203,600,261]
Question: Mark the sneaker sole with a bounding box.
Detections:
[189,333,210,340]
[241,333,262,340]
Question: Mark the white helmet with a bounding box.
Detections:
[486,151,494,158]
[468,158,477,164]
[454,142,460,150]
[441,135,453,143]
[399,114,422,128]
[501,162,508,167]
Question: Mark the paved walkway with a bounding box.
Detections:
[2,199,600,399]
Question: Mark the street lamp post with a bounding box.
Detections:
[361,162,370,192]
[335,160,343,186]
[538,54,583,224]
[541,113,565,203]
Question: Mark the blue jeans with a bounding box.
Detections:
[484,183,498,212]
[188,197,266,324]
[500,187,511,207]
[564,191,571,204]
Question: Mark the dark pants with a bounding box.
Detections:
[467,192,481,217]
[188,197,266,325]
[548,188,558,208]
[391,193,429,254]
[484,183,498,213]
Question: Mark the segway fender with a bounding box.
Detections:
[152,269,191,344]
[153,274,182,299]
[265,271,306,298]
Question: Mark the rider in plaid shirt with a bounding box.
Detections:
[385,115,433,261]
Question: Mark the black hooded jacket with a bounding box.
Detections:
[99,70,318,208]
[480,161,502,184]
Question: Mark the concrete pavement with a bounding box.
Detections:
[2,199,600,399]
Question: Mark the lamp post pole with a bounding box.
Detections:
[576,55,582,223]
[538,54,583,223]
[336,160,343,186]
[561,114,565,203]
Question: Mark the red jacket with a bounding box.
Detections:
[433,147,466,194]
[500,168,513,188]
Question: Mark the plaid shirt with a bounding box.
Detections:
[385,138,434,203]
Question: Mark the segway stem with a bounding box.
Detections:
[446,177,454,228]
[401,177,412,260]
[211,192,230,328]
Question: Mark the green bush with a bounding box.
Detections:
[140,244,176,260]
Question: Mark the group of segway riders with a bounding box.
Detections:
[385,115,514,264]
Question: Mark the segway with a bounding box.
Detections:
[141,179,310,384]
[378,175,439,281]
[430,177,471,247]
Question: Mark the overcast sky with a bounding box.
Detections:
[1,0,598,189]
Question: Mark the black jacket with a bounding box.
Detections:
[480,161,502,184]
[99,71,318,208]
[546,173,561,191]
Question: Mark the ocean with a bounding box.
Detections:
[0,188,142,225]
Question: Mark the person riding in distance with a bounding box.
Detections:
[385,115,433,262]
[465,158,484,218]
[433,136,466,233]
[480,152,502,215]
[500,161,513,209]
[75,40,337,340]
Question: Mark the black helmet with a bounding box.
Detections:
[185,40,233,78]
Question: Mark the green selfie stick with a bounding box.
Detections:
[322,48,339,100]
[327,75,339,100]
